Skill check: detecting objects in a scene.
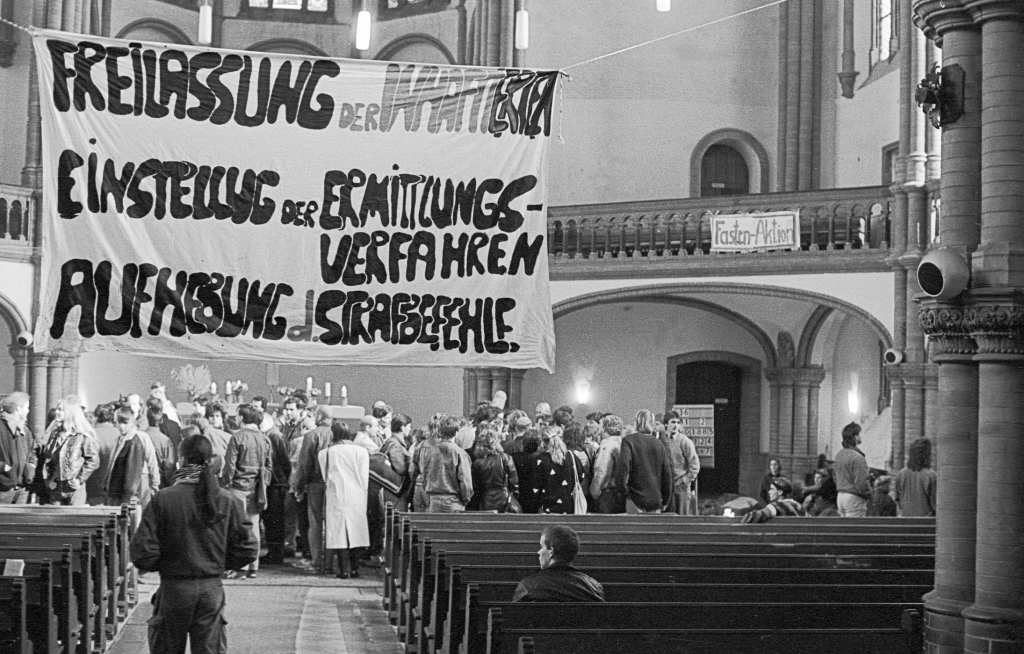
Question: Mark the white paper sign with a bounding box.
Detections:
[3,559,25,577]
[31,29,558,370]
[710,211,798,253]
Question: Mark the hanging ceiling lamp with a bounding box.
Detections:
[198,0,213,45]
[515,1,529,50]
[355,1,371,51]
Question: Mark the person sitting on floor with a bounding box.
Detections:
[513,525,606,602]
[741,477,806,523]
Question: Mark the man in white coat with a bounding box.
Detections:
[318,421,369,579]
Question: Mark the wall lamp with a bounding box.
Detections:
[915,63,964,129]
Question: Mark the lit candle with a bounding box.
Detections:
[324,382,332,397]
[306,377,313,393]
[210,382,217,395]
[225,381,232,395]
[341,385,347,398]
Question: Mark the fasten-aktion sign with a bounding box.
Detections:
[710,211,798,253]
[31,29,559,370]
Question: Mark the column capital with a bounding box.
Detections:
[962,288,1024,359]
[792,367,827,387]
[919,297,978,359]
[914,0,978,44]
[963,0,1024,23]
[7,345,30,361]
[887,362,933,385]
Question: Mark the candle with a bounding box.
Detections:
[211,382,217,395]
[324,382,332,397]
[306,377,313,393]
[226,381,232,395]
[341,385,347,398]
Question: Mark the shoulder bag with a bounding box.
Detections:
[570,453,587,515]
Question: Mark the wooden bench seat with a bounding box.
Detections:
[467,602,921,654]
[434,565,934,654]
[1,557,72,654]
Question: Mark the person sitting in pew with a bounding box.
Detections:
[741,477,807,523]
[513,525,606,602]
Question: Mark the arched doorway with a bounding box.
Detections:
[700,144,749,197]
[673,360,743,494]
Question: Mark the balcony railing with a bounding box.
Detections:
[0,184,33,247]
[547,186,892,260]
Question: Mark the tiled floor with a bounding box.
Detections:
[108,564,403,654]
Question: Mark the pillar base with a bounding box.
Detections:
[923,593,970,654]
[962,605,1024,654]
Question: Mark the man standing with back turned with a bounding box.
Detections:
[834,422,871,517]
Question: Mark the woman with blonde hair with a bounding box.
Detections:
[37,395,100,505]
[533,426,584,514]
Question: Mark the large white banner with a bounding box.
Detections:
[32,29,557,370]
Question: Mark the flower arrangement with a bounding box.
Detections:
[170,364,212,402]
[276,385,297,398]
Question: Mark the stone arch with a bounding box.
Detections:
[554,291,778,369]
[552,282,892,355]
[247,38,329,58]
[376,34,456,64]
[0,291,29,346]
[689,128,770,196]
[116,19,193,45]
[665,350,763,496]
[797,305,835,367]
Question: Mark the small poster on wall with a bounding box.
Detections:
[673,404,715,469]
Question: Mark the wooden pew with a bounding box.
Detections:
[383,509,934,616]
[388,517,934,631]
[1,558,61,654]
[380,505,934,615]
[0,504,138,617]
[1,553,78,654]
[414,543,932,654]
[476,602,921,654]
[0,538,100,654]
[0,577,31,654]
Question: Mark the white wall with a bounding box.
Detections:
[521,300,767,422]
[826,312,888,467]
[530,0,780,204]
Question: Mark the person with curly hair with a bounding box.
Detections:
[470,428,520,512]
[411,415,473,513]
[894,438,936,517]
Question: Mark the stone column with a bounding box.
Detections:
[958,3,1024,650]
[838,0,860,98]
[961,291,1024,652]
[765,370,782,455]
[807,379,823,455]
[783,0,802,191]
[508,369,525,410]
[463,369,475,417]
[913,4,983,651]
[919,301,979,654]
[475,370,490,408]
[797,367,826,456]
[61,355,75,398]
[9,346,29,393]
[923,364,939,449]
[28,354,48,438]
[47,354,64,410]
[490,368,509,400]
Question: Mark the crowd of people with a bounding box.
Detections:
[748,422,937,523]
[0,386,937,575]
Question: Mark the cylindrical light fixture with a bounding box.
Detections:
[198,0,213,46]
[657,0,671,11]
[515,4,529,50]
[355,6,372,51]
[575,380,590,405]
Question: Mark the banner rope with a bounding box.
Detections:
[562,0,791,71]
[0,15,33,35]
